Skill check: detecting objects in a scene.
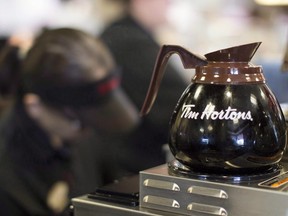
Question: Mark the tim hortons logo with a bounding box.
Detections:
[181,103,253,121]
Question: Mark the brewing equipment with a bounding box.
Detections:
[72,43,288,216]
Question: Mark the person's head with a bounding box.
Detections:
[1,28,139,145]
[105,0,171,31]
[128,0,171,31]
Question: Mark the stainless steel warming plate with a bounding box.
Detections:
[140,161,288,216]
[72,160,288,216]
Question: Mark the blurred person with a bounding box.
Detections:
[100,0,188,172]
[282,37,288,72]
[0,35,31,116]
[0,39,18,115]
[0,28,139,216]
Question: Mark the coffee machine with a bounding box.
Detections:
[72,43,288,216]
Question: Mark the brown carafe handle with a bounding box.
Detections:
[140,45,207,116]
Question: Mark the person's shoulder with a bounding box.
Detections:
[101,16,144,39]
[106,15,137,29]
[0,188,22,216]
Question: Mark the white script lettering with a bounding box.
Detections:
[181,104,253,121]
[181,104,199,119]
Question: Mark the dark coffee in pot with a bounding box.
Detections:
[141,43,287,175]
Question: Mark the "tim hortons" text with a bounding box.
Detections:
[181,104,253,121]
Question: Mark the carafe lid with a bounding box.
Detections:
[193,42,264,84]
[204,42,261,62]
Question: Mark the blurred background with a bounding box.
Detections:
[1,0,287,57]
[0,0,287,98]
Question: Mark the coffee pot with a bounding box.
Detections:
[141,42,287,175]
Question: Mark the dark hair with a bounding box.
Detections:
[0,28,116,103]
[22,28,115,86]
